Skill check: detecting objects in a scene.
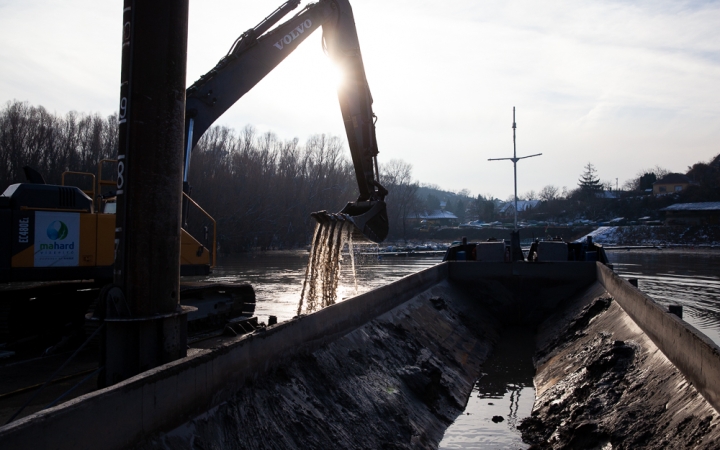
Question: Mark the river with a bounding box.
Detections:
[194,250,441,322]
[197,248,720,348]
[608,248,720,347]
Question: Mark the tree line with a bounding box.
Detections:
[0,101,118,188]
[478,160,720,224]
[3,100,717,247]
[0,100,420,250]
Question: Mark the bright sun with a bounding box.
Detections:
[328,63,344,90]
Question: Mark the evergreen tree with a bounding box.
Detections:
[578,163,603,193]
[425,194,440,211]
[638,173,657,191]
[454,198,466,222]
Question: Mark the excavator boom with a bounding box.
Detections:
[184,0,388,242]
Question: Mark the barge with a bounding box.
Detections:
[1,257,718,448]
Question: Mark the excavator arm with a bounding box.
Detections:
[183,0,388,242]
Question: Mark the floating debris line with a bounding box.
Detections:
[297,218,356,315]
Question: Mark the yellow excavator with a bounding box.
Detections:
[0,0,387,346]
[0,163,253,345]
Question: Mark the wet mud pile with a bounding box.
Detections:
[520,288,720,449]
[143,283,497,450]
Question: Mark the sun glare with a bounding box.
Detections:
[328,63,345,90]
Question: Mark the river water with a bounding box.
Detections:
[608,248,720,347]
[194,248,720,449]
[198,248,720,348]
[194,250,441,323]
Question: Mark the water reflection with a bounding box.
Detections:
[189,249,720,348]
[188,250,442,323]
[440,327,535,449]
[608,250,720,347]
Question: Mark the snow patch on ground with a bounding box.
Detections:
[575,225,720,246]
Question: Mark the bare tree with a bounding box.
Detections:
[539,185,559,202]
[523,190,538,201]
[624,165,670,191]
[0,100,115,189]
[380,159,420,241]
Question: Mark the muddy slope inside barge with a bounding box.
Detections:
[2,263,719,449]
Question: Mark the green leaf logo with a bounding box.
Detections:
[47,221,69,240]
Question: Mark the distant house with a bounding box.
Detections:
[653,173,692,195]
[497,200,539,218]
[596,190,620,199]
[409,210,459,228]
[660,202,720,225]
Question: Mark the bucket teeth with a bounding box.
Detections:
[310,211,348,224]
[311,200,388,243]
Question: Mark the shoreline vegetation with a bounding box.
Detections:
[225,225,720,257]
[2,100,718,251]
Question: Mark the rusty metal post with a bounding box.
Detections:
[103,0,191,386]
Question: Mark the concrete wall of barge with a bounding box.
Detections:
[597,263,720,413]
[0,264,448,450]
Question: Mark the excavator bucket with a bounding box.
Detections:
[311,200,388,243]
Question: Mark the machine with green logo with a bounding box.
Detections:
[0,171,254,347]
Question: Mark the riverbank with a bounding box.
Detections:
[376,224,720,249]
[412,226,595,243]
[581,225,720,247]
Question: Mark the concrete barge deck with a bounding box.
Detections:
[1,262,719,449]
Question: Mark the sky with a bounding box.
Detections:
[1,0,719,200]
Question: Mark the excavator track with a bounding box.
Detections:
[0,281,102,355]
[1,281,256,356]
[180,282,256,334]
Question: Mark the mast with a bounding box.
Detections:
[488,107,542,231]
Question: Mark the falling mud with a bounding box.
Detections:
[297,220,356,315]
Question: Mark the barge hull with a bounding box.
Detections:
[0,262,719,449]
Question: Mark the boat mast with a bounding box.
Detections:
[488,107,542,231]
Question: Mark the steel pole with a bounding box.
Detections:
[105,0,190,386]
[487,107,541,262]
[513,107,518,231]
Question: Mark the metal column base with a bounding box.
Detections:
[103,306,194,386]
[510,230,524,261]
